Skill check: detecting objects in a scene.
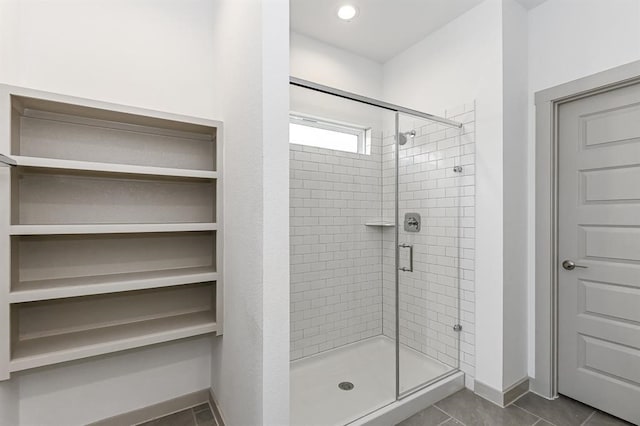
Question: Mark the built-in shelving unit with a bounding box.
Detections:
[0,84,223,380]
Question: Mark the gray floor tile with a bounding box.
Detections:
[396,405,450,426]
[435,389,539,426]
[138,409,195,426]
[583,411,634,426]
[194,407,214,425]
[513,393,594,426]
[533,420,554,426]
[440,419,464,425]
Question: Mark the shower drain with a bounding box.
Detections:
[338,381,354,391]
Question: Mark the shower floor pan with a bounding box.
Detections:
[290,335,462,426]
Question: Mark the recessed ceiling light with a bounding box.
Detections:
[337,5,358,21]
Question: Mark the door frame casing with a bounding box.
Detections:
[533,60,640,398]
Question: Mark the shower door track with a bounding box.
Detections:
[289,77,463,129]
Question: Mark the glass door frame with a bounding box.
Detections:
[394,111,464,400]
[288,77,464,406]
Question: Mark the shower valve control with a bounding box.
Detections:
[404,213,421,232]
[453,324,462,332]
[453,166,463,173]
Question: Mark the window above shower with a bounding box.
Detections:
[289,113,371,154]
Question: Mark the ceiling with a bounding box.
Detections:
[290,0,485,62]
[290,0,548,63]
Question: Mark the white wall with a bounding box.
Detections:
[290,32,384,97]
[0,1,219,424]
[18,338,213,426]
[502,0,529,389]
[383,0,503,390]
[526,0,640,377]
[210,1,290,425]
[0,378,18,426]
[528,0,640,93]
[0,0,217,118]
[0,1,291,425]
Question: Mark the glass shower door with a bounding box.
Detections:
[395,112,462,396]
[288,83,399,425]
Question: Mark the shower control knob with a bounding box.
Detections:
[453,324,462,332]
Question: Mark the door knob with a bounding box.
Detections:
[562,260,588,271]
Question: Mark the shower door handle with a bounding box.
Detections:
[399,243,413,272]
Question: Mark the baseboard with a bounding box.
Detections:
[208,388,226,426]
[464,374,475,390]
[88,389,211,426]
[474,377,530,408]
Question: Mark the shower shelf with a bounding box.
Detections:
[365,221,395,227]
[0,84,223,380]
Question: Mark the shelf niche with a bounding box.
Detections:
[12,96,217,172]
[12,167,216,225]
[10,283,217,372]
[13,231,216,287]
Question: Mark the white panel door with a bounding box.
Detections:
[558,81,640,425]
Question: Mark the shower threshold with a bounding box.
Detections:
[290,335,463,426]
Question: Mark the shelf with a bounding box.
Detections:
[1,85,223,379]
[11,156,217,180]
[10,311,217,372]
[365,221,396,227]
[10,223,217,235]
[10,267,218,303]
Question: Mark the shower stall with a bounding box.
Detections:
[289,79,475,426]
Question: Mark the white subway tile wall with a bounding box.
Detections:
[381,103,476,378]
[289,139,384,360]
[289,103,475,381]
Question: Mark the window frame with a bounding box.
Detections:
[289,112,371,155]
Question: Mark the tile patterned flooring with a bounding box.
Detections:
[137,403,217,426]
[397,389,634,426]
[137,389,633,426]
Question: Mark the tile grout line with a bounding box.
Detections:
[191,408,199,426]
[579,411,597,426]
[436,417,453,426]
[511,404,561,426]
[433,404,468,426]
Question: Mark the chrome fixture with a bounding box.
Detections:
[404,213,420,232]
[398,130,416,146]
[562,260,588,271]
[290,77,463,128]
[398,243,413,272]
[338,381,355,391]
[453,324,462,332]
[453,166,463,173]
